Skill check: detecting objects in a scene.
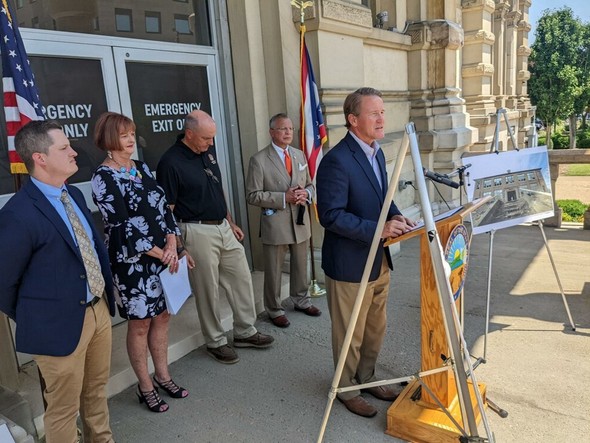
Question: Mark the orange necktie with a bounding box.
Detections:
[284,149,292,176]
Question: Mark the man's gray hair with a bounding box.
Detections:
[269,113,289,129]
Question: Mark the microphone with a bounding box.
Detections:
[446,163,472,178]
[423,168,460,189]
[296,205,306,225]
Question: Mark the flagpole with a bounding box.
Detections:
[293,0,326,298]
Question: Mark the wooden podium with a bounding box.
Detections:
[384,200,489,443]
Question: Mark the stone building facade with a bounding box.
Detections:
[228,0,534,267]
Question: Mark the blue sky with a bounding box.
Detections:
[529,0,590,41]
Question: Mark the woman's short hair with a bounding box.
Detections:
[94,112,136,152]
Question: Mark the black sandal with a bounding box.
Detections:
[136,386,169,412]
[153,376,189,399]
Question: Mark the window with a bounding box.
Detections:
[506,176,515,184]
[493,178,502,186]
[16,0,24,8]
[517,173,526,182]
[174,14,191,35]
[174,0,189,2]
[31,17,39,29]
[527,172,536,180]
[115,8,133,32]
[145,11,161,34]
[483,180,492,189]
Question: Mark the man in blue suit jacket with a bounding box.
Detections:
[0,121,116,443]
[317,87,414,418]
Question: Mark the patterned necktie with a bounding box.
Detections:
[60,190,105,299]
[284,149,292,176]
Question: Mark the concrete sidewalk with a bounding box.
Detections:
[108,223,590,443]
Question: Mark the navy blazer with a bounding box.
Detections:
[317,132,402,283]
[0,180,115,357]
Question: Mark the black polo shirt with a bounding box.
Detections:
[157,134,227,221]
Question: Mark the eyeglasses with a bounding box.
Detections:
[204,167,220,183]
[272,127,294,132]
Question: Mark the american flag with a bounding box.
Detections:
[299,26,327,181]
[1,0,44,174]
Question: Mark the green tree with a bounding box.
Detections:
[529,7,584,149]
[575,24,590,132]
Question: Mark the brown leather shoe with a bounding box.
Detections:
[233,332,274,348]
[362,385,398,401]
[294,305,322,317]
[338,395,377,418]
[270,315,290,328]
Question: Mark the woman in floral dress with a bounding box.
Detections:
[91,112,194,413]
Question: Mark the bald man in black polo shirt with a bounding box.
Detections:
[157,110,274,364]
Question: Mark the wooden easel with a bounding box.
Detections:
[384,199,489,442]
[316,124,492,443]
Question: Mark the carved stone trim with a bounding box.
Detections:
[506,11,522,27]
[462,63,494,77]
[494,1,510,20]
[517,45,532,56]
[464,29,495,45]
[321,0,372,28]
[405,20,464,50]
[517,70,531,81]
[461,0,495,13]
[517,20,531,32]
[430,20,464,50]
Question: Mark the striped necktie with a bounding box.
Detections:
[60,190,105,299]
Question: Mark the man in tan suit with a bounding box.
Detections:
[246,113,321,327]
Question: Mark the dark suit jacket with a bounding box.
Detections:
[317,132,402,283]
[0,180,115,357]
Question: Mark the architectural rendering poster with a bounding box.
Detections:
[465,146,554,235]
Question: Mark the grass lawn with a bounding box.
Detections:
[564,164,590,176]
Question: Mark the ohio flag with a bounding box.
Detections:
[1,0,45,174]
[299,27,327,181]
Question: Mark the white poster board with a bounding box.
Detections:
[465,146,554,235]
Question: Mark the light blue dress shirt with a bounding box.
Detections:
[349,131,383,190]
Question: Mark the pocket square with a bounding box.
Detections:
[298,163,308,171]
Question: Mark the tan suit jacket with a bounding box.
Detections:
[246,144,314,245]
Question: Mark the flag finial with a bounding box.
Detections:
[290,0,314,26]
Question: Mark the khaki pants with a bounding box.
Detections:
[35,297,113,443]
[181,220,257,348]
[326,257,390,400]
[262,240,311,318]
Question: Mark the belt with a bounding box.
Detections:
[179,219,224,225]
[86,296,101,308]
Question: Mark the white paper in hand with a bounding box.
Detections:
[0,423,16,443]
[160,256,192,315]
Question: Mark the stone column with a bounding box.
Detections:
[492,0,510,107]
[504,9,521,107]
[461,0,497,152]
[516,0,534,147]
[405,4,477,202]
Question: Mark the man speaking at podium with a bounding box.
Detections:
[317,87,414,418]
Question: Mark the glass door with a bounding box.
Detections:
[112,47,233,190]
